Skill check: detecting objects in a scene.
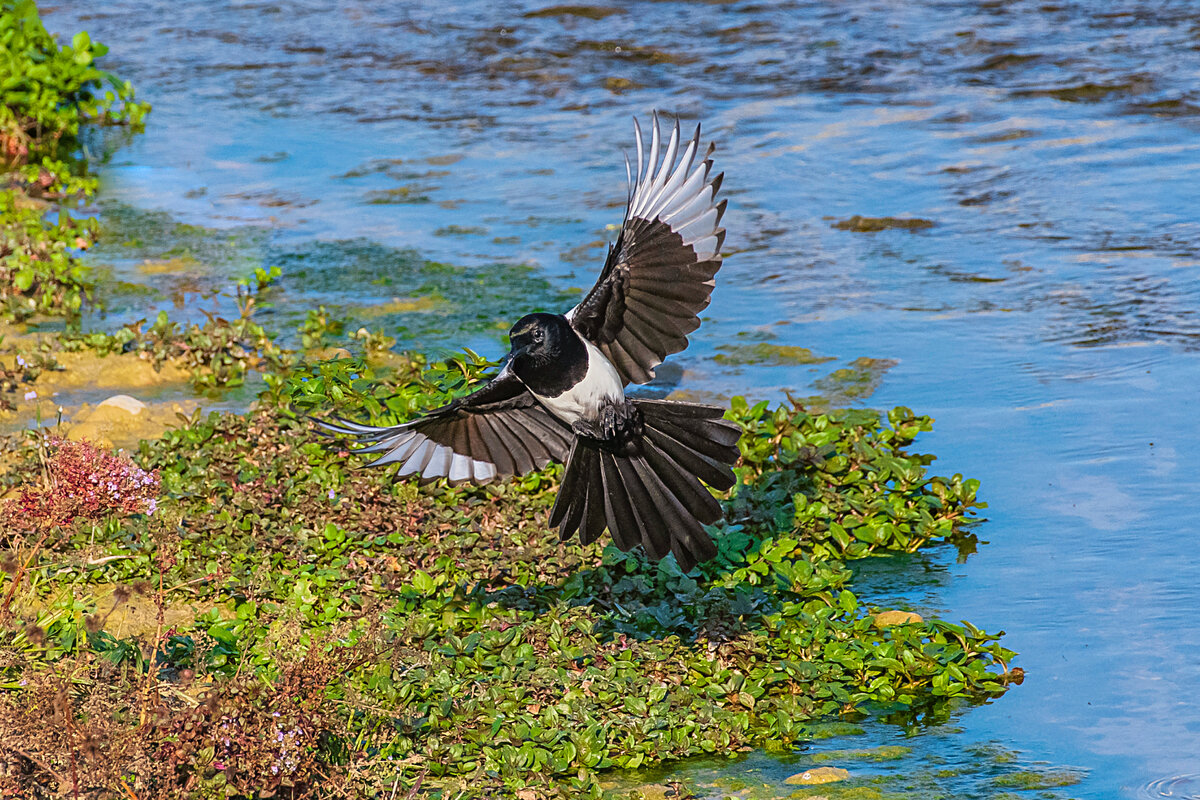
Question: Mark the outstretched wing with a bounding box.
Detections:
[567,114,726,385]
[315,367,573,485]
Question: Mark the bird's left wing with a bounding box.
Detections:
[567,115,726,385]
[315,368,573,485]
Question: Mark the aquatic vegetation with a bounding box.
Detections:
[726,397,984,563]
[830,217,935,233]
[0,349,1017,797]
[808,746,911,763]
[811,357,899,406]
[0,190,96,321]
[990,769,1084,790]
[0,6,1023,797]
[0,0,148,323]
[0,0,147,178]
[269,238,575,348]
[621,736,1088,800]
[785,766,850,785]
[714,343,835,367]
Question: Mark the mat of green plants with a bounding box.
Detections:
[0,4,1021,798]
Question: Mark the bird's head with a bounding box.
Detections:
[508,312,572,363]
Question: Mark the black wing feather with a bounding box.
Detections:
[314,368,572,485]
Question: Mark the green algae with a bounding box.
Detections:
[991,770,1084,790]
[831,217,935,233]
[809,747,911,763]
[812,358,899,405]
[270,238,576,348]
[95,203,268,274]
[714,343,835,367]
[612,734,1087,800]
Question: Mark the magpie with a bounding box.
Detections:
[318,115,738,571]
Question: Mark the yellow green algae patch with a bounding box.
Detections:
[812,357,899,404]
[714,343,834,367]
[809,746,911,763]
[357,295,443,317]
[991,769,1084,790]
[136,255,202,275]
[786,767,851,786]
[831,216,935,233]
[664,387,729,405]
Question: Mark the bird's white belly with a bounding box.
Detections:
[534,340,624,426]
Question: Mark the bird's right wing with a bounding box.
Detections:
[567,115,726,385]
[315,367,573,485]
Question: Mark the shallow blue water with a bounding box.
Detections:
[43,1,1200,795]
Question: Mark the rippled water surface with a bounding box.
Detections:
[43,1,1200,795]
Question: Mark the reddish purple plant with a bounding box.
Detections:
[7,437,160,531]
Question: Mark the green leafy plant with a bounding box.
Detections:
[299,305,348,349]
[1,1,149,322]
[0,349,1019,798]
[1,0,148,172]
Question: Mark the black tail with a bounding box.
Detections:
[549,399,740,572]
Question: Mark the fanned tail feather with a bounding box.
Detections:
[550,399,740,571]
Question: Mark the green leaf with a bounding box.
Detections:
[411,569,436,595]
[13,268,34,292]
[838,590,857,614]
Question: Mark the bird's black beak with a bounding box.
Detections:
[497,349,521,374]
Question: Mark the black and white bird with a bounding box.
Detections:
[318,115,738,571]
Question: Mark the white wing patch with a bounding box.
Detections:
[627,115,722,260]
[321,417,498,485]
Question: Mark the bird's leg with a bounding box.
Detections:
[571,410,609,441]
[600,404,619,440]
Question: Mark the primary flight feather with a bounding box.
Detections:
[318,115,737,571]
